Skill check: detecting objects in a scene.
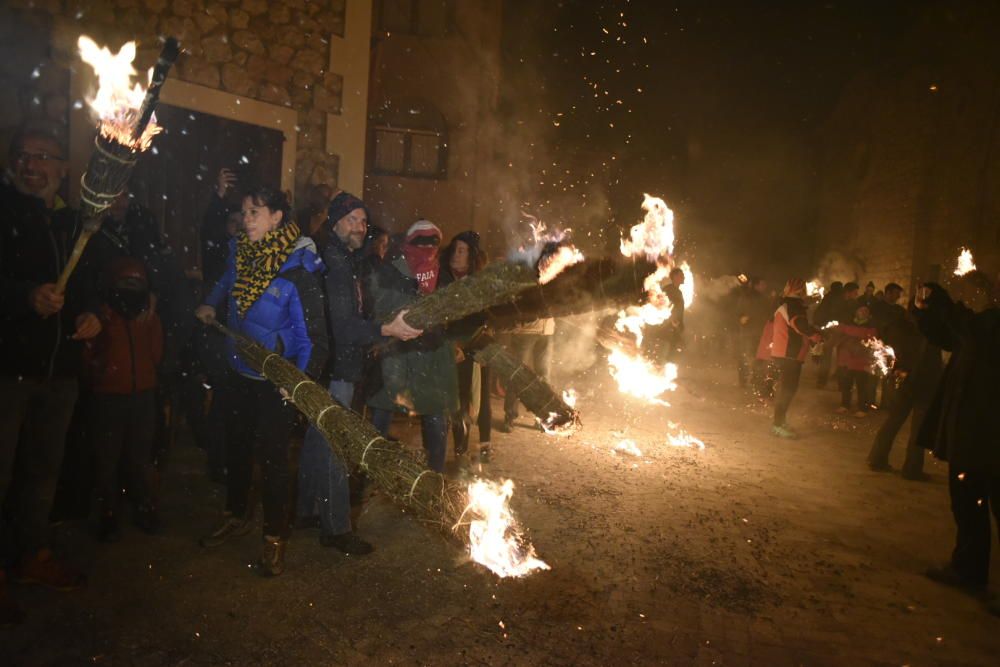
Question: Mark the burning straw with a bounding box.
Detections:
[56,36,179,293]
[209,321,548,578]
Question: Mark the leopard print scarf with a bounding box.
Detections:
[232,222,301,316]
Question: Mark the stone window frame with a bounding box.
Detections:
[375,0,455,38]
[370,125,448,179]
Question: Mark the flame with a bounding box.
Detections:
[679,261,695,309]
[821,320,839,330]
[666,426,706,450]
[539,244,585,284]
[863,338,896,377]
[614,439,643,457]
[954,247,977,276]
[607,348,677,405]
[806,280,825,300]
[78,36,160,151]
[562,388,578,408]
[620,194,675,261]
[459,479,549,578]
[511,217,585,284]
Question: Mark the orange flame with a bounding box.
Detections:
[78,35,160,151]
[666,425,706,450]
[607,348,677,405]
[459,479,549,578]
[863,338,896,377]
[954,247,976,276]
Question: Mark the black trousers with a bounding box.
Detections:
[837,368,876,411]
[91,391,157,515]
[948,465,1000,588]
[867,379,926,474]
[455,357,491,442]
[222,373,297,538]
[772,358,802,426]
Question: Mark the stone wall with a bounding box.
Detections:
[0,0,347,200]
[815,4,1000,292]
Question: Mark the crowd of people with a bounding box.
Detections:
[2,123,997,623]
[729,269,1000,615]
[0,127,554,622]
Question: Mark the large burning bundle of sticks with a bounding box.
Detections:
[56,36,179,292]
[210,322,549,578]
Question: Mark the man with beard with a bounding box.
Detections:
[0,128,100,622]
[296,192,419,553]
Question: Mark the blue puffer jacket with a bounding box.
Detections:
[206,235,329,379]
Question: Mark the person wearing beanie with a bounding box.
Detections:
[770,278,822,438]
[296,192,419,555]
[366,219,458,472]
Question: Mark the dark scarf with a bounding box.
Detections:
[232,222,300,316]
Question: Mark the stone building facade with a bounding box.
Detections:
[815,4,1000,292]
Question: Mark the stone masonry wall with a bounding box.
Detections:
[0,0,347,201]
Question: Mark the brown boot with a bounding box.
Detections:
[255,536,287,577]
[0,569,26,625]
[14,548,85,591]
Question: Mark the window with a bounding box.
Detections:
[371,127,447,178]
[377,0,453,37]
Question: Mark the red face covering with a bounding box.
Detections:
[403,231,441,294]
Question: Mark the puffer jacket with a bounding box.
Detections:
[206,235,328,379]
[83,304,163,394]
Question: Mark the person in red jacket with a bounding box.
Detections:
[832,305,879,417]
[83,257,163,542]
[770,279,822,438]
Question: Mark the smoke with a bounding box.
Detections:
[695,274,742,304]
[814,250,863,286]
[551,311,604,377]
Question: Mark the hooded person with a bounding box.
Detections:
[914,276,1000,614]
[366,220,458,472]
[83,257,163,541]
[770,278,822,438]
[295,192,418,555]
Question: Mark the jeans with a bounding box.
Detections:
[0,375,78,556]
[772,358,802,427]
[503,334,553,420]
[297,380,354,538]
[221,372,297,538]
[371,408,448,472]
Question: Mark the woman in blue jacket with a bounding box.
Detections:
[195,186,328,576]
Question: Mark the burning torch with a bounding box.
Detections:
[55,36,179,294]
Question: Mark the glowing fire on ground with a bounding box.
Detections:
[562,388,578,408]
[666,424,706,450]
[863,338,896,377]
[954,247,977,277]
[459,479,549,578]
[614,439,643,457]
[806,280,825,300]
[607,348,677,406]
[78,36,161,150]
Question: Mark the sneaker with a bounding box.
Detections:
[479,443,493,462]
[771,424,797,439]
[14,549,85,591]
[97,513,120,543]
[0,569,25,625]
[319,531,374,555]
[497,417,514,434]
[200,513,252,548]
[255,536,287,577]
[134,506,161,535]
[925,563,986,595]
[834,406,849,415]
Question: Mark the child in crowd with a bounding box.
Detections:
[833,305,878,417]
[83,257,163,541]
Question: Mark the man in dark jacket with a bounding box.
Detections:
[0,128,99,616]
[812,281,843,389]
[914,278,1000,615]
[296,192,418,554]
[866,307,942,478]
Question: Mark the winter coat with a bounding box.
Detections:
[0,179,96,378]
[205,235,328,379]
[770,297,816,362]
[367,255,458,416]
[888,316,942,408]
[833,323,878,372]
[322,232,383,383]
[755,319,774,362]
[83,304,163,394]
[914,285,1000,474]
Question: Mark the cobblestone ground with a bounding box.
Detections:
[3,355,999,666]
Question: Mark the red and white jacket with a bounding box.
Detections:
[770,297,816,362]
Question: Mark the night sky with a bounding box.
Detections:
[499,0,930,275]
